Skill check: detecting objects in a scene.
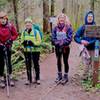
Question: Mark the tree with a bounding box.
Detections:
[90,0,97,11]
[43,0,49,33]
[12,0,19,32]
[51,0,55,16]
[7,0,19,32]
[63,0,67,14]
[0,0,7,9]
[90,0,95,11]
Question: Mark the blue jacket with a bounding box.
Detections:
[74,11,96,50]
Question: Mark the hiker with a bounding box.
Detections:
[74,10,96,80]
[0,11,18,88]
[52,13,73,84]
[21,17,42,85]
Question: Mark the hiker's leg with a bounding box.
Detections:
[24,52,32,83]
[7,47,15,86]
[55,47,62,82]
[0,46,5,76]
[55,47,62,73]
[0,46,5,88]
[33,52,40,81]
[7,48,12,75]
[63,46,70,74]
[61,46,70,83]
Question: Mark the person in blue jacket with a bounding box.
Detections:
[74,10,96,80]
[52,13,73,84]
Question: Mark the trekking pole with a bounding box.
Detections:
[40,81,61,100]
[25,47,32,85]
[30,47,36,87]
[3,45,10,97]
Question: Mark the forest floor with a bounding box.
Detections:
[0,42,100,100]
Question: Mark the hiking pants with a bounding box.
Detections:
[55,46,70,73]
[0,45,12,76]
[24,52,40,81]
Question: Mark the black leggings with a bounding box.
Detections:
[55,46,70,73]
[0,45,12,76]
[24,52,40,81]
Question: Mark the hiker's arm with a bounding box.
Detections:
[51,27,58,45]
[34,31,41,46]
[63,27,73,46]
[74,26,84,44]
[10,25,18,41]
[20,32,24,44]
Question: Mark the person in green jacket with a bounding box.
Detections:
[21,17,42,85]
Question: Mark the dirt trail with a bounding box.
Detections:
[0,42,100,100]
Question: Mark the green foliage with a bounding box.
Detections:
[43,34,51,42]
[0,0,8,9]
[11,39,25,73]
[81,74,100,91]
[81,78,93,91]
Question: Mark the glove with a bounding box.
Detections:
[6,39,13,45]
[22,40,28,47]
[25,28,32,33]
[22,40,34,47]
[28,40,34,46]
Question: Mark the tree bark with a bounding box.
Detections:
[90,0,95,11]
[43,0,49,33]
[12,0,19,32]
[63,0,67,14]
[51,0,54,16]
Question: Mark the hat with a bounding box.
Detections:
[0,11,8,19]
[25,17,32,23]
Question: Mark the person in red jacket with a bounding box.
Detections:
[0,11,18,88]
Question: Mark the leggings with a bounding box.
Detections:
[55,46,70,73]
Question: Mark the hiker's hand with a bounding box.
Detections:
[6,39,13,45]
[22,40,28,47]
[28,40,34,46]
[55,41,60,46]
[55,40,64,47]
[81,40,89,46]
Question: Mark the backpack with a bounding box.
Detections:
[32,24,43,40]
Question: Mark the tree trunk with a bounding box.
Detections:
[51,0,54,16]
[43,0,49,33]
[12,0,19,32]
[63,0,67,14]
[90,0,95,11]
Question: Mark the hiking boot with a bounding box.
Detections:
[25,80,30,85]
[36,80,40,85]
[9,75,15,87]
[0,77,5,88]
[61,73,68,85]
[55,72,62,83]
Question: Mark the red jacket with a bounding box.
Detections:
[0,22,18,44]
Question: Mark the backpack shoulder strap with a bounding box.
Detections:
[7,23,12,33]
[34,29,37,38]
[6,23,12,40]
